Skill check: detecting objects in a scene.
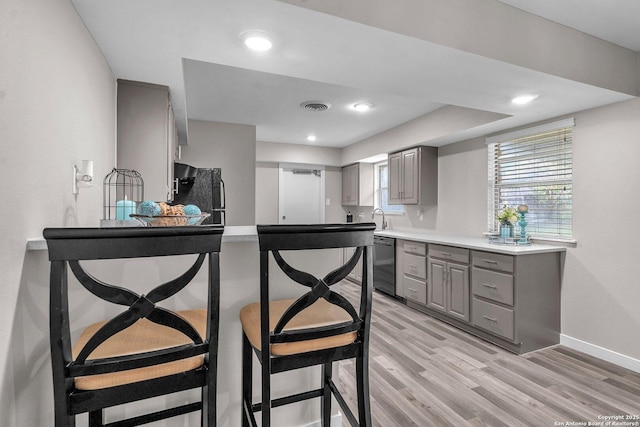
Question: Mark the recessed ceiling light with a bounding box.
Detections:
[306,135,317,142]
[353,102,373,112]
[511,94,538,105]
[239,30,273,51]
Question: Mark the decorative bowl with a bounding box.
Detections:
[130,213,210,227]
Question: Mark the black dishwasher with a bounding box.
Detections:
[373,236,396,297]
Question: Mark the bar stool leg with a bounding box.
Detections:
[261,369,271,427]
[88,409,102,427]
[242,333,252,427]
[356,355,371,427]
[202,374,216,426]
[321,362,332,427]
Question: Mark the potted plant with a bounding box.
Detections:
[497,205,519,238]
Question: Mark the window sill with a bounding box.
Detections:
[378,210,404,216]
[529,236,577,248]
[482,233,577,248]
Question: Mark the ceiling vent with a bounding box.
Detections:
[300,101,331,112]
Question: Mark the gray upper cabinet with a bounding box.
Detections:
[341,163,374,206]
[388,146,438,205]
[342,247,363,284]
[117,79,178,202]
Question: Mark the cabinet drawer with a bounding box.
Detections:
[429,244,469,264]
[404,253,426,279]
[472,298,515,341]
[472,251,514,273]
[403,241,426,256]
[403,275,426,305]
[472,267,514,306]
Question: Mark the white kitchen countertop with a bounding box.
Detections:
[374,229,566,255]
[28,226,565,255]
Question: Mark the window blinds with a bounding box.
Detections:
[487,122,573,239]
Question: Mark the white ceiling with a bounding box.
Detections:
[70,0,638,151]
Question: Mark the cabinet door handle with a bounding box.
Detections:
[482,315,498,322]
[482,259,498,264]
[482,283,497,289]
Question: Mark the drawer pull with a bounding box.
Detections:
[408,264,417,269]
[482,283,498,289]
[482,315,498,322]
[408,288,417,293]
[440,252,452,257]
[482,259,498,264]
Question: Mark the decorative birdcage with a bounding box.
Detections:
[101,168,144,226]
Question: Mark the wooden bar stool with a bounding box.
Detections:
[44,225,223,426]
[240,223,375,427]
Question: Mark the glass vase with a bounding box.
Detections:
[500,223,513,239]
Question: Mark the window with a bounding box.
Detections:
[375,162,403,213]
[487,118,574,240]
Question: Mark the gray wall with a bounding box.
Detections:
[564,97,640,361]
[182,120,257,226]
[255,141,346,225]
[2,4,639,426]
[349,98,640,365]
[0,0,116,424]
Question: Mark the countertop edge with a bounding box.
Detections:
[374,230,566,255]
[27,226,565,255]
[27,225,258,251]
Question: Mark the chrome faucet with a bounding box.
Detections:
[371,208,387,230]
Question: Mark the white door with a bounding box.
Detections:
[278,165,325,224]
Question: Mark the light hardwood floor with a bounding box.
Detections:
[339,281,640,427]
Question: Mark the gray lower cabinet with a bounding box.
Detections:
[381,236,562,354]
[427,245,470,323]
[400,241,562,354]
[343,247,362,284]
[400,240,427,304]
[470,250,561,353]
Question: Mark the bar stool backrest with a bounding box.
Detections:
[44,225,224,426]
[256,223,375,352]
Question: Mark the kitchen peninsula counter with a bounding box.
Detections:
[27,225,340,426]
[27,225,259,250]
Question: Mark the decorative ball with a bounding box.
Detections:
[183,204,201,215]
[137,200,161,216]
[183,204,201,225]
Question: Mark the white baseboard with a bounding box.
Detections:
[300,412,343,427]
[560,334,640,373]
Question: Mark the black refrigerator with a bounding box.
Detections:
[173,163,225,225]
